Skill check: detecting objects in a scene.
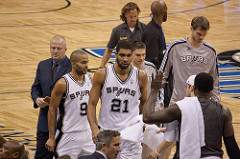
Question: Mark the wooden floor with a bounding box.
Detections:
[0,0,239,158]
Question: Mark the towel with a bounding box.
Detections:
[120,115,144,142]
[176,97,205,159]
[143,124,165,150]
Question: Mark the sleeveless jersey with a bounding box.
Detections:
[99,65,141,131]
[57,73,92,133]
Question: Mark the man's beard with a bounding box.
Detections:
[116,58,129,70]
[76,67,86,75]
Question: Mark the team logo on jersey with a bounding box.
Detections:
[217,50,240,99]
[180,55,208,64]
[69,90,90,100]
[106,87,136,97]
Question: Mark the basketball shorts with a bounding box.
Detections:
[117,138,142,159]
[55,129,95,159]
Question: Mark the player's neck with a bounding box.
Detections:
[114,64,131,75]
[195,91,211,99]
[188,36,201,48]
[132,62,143,69]
[70,71,84,83]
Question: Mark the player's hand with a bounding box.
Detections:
[147,150,160,159]
[43,96,51,105]
[36,98,48,108]
[92,128,100,143]
[45,138,56,152]
[151,71,164,90]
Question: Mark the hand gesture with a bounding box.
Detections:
[151,71,164,90]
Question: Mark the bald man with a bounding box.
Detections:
[46,50,95,159]
[31,35,72,159]
[0,141,28,159]
[142,0,167,69]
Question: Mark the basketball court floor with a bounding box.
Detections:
[0,0,239,158]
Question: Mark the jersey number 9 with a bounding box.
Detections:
[80,102,87,116]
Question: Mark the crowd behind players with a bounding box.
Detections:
[1,1,239,159]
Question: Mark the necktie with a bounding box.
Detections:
[52,62,59,81]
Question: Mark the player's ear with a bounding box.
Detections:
[12,152,19,158]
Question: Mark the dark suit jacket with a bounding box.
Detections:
[78,152,106,159]
[31,56,71,132]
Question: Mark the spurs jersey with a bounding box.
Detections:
[57,73,92,133]
[99,65,141,131]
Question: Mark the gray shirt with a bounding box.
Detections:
[142,61,164,108]
[160,38,219,102]
[107,22,146,50]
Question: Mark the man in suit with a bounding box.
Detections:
[31,35,72,159]
[78,130,120,159]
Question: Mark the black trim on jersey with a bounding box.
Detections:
[68,73,86,87]
[112,64,134,84]
[54,97,66,158]
[203,43,220,95]
[144,61,156,70]
[203,43,217,54]
[62,75,69,98]
[161,40,187,72]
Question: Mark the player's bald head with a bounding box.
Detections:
[70,49,88,64]
[151,0,167,22]
[50,35,66,46]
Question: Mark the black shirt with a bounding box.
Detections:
[107,21,146,50]
[142,19,166,68]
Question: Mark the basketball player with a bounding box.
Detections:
[147,74,196,159]
[131,41,167,159]
[143,72,240,159]
[159,16,220,158]
[160,16,219,103]
[87,40,148,159]
[46,50,95,159]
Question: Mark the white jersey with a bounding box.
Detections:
[57,73,92,133]
[99,65,141,131]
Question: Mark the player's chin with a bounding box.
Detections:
[120,64,129,69]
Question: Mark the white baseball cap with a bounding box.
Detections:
[186,75,196,86]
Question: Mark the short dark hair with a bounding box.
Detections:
[70,49,87,63]
[120,2,140,22]
[194,72,214,93]
[132,41,146,51]
[191,16,210,30]
[116,40,134,53]
[95,130,120,150]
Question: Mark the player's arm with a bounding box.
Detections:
[100,28,118,68]
[139,70,148,114]
[222,106,240,158]
[209,54,220,101]
[143,72,181,123]
[159,43,174,79]
[46,78,66,152]
[100,49,113,68]
[87,69,105,141]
